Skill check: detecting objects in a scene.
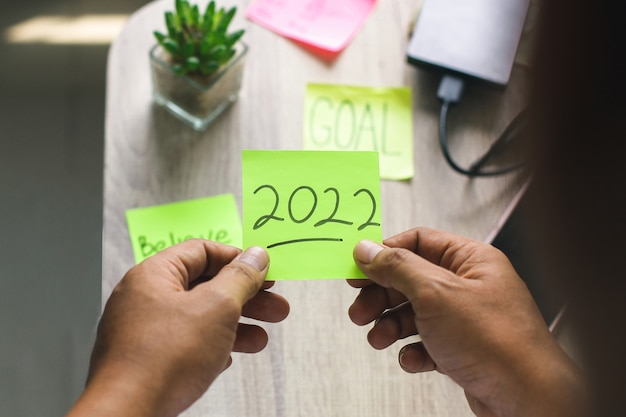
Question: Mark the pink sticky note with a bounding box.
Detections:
[246,0,377,53]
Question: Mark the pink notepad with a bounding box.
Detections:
[246,0,377,53]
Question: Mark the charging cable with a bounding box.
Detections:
[437,74,528,177]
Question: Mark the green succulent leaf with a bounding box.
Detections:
[190,5,200,26]
[153,31,167,45]
[175,0,186,20]
[203,1,215,32]
[224,29,244,48]
[172,63,186,75]
[216,7,236,35]
[209,44,227,58]
[165,11,179,38]
[213,47,235,65]
[182,40,194,57]
[183,2,193,27]
[185,56,200,71]
[221,48,236,63]
[177,0,192,27]
[199,37,211,56]
[213,8,224,31]
[200,61,219,74]
[162,38,182,57]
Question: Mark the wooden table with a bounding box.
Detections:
[104,1,531,416]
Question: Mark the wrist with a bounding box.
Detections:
[510,341,589,417]
[66,361,171,417]
[467,332,589,417]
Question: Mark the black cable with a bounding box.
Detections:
[466,108,528,174]
[437,74,527,177]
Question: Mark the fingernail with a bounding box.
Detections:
[354,240,384,264]
[398,346,408,369]
[238,246,269,271]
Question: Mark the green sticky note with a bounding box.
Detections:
[303,83,414,180]
[126,194,242,264]
[242,150,383,280]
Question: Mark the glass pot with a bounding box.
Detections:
[149,41,248,131]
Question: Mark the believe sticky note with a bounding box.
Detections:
[245,0,376,53]
[126,194,242,264]
[303,83,414,180]
[242,150,382,280]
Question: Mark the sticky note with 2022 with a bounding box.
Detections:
[242,150,383,280]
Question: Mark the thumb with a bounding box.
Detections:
[197,246,269,307]
[354,240,454,297]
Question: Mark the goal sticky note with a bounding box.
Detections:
[242,150,382,280]
[303,83,414,180]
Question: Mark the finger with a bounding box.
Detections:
[232,323,269,353]
[140,239,241,289]
[465,392,491,417]
[354,240,458,298]
[383,228,490,272]
[241,290,290,323]
[398,342,437,373]
[198,246,270,308]
[223,356,233,371]
[346,278,373,288]
[367,302,418,350]
[348,284,407,326]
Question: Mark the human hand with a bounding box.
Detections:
[348,227,586,417]
[67,240,289,417]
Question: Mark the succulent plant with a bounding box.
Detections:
[153,0,245,77]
